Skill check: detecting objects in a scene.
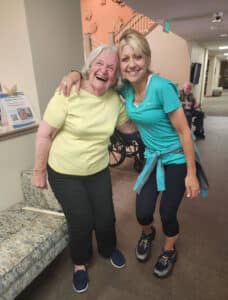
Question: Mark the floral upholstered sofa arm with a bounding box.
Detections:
[21,169,62,212]
[0,170,68,300]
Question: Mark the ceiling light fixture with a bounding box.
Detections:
[219,46,228,50]
[212,11,223,23]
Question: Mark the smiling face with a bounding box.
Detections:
[87,49,119,96]
[119,44,150,84]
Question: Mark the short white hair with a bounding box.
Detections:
[81,44,121,86]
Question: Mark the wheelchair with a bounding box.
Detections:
[184,108,205,139]
[108,129,145,172]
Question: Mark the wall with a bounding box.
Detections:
[0,0,38,211]
[147,25,191,88]
[80,0,134,44]
[0,0,84,210]
[220,61,228,88]
[0,0,40,118]
[25,0,84,115]
[191,42,207,103]
[206,56,221,96]
[80,1,191,89]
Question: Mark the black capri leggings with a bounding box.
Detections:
[47,165,117,265]
[136,163,187,237]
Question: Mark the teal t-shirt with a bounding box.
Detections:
[119,74,186,165]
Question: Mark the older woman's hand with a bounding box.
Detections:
[32,169,47,189]
[58,71,82,97]
[185,174,200,198]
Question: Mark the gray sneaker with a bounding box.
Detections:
[153,248,177,278]
[135,227,156,262]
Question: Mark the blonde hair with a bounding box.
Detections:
[118,29,151,61]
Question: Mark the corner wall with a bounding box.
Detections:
[25,0,84,115]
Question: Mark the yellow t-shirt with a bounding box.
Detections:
[43,88,128,175]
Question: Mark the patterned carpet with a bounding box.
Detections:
[201,90,228,116]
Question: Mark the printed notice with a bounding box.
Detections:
[0,92,37,129]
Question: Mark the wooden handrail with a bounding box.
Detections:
[114,14,157,44]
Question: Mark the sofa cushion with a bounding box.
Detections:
[0,203,68,299]
[21,170,62,212]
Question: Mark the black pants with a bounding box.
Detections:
[192,110,205,135]
[47,165,116,265]
[136,164,187,237]
[184,109,205,135]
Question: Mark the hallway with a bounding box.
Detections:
[17,116,228,300]
[202,90,228,116]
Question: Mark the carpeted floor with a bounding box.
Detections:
[201,90,228,116]
[16,116,228,300]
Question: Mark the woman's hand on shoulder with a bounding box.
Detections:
[58,71,82,96]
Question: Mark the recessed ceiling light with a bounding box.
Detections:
[219,46,228,50]
[220,33,228,37]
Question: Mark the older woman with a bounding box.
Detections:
[32,44,135,293]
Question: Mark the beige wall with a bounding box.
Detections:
[191,42,207,103]
[147,25,191,89]
[24,0,84,115]
[206,56,221,96]
[0,0,40,118]
[0,0,38,210]
[0,0,84,211]
[80,0,134,44]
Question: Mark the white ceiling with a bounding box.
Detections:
[124,0,228,61]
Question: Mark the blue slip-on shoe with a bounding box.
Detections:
[73,269,89,293]
[110,249,126,268]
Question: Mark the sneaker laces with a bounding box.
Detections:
[138,233,152,250]
[139,238,149,249]
[158,250,175,267]
[158,254,169,267]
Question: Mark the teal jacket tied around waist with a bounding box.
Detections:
[133,143,209,197]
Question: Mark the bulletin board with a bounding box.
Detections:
[0,92,38,140]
